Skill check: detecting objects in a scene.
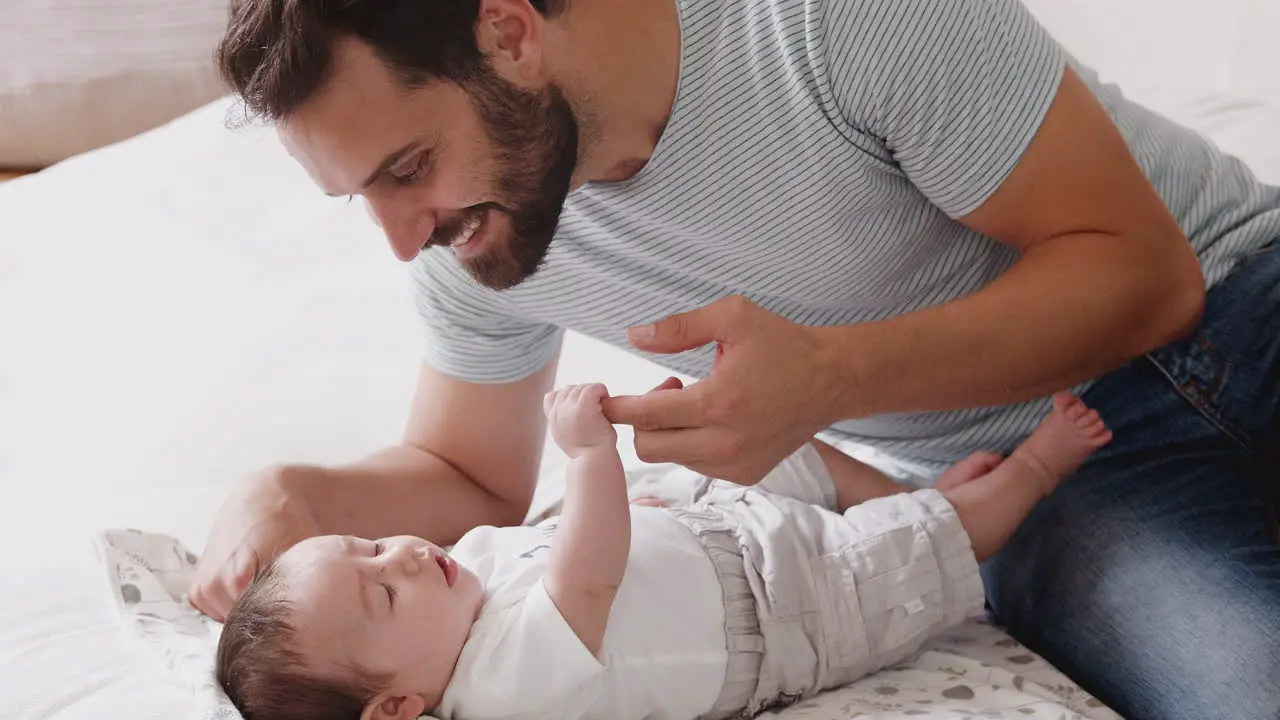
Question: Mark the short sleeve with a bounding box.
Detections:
[436,579,604,720]
[409,251,564,383]
[821,0,1067,217]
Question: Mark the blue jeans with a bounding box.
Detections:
[984,240,1280,720]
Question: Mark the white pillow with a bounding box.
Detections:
[0,0,230,168]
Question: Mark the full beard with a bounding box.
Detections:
[438,70,580,291]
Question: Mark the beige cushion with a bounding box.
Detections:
[0,0,230,168]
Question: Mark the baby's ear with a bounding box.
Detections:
[361,693,427,720]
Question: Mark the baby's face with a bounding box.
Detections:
[277,534,484,707]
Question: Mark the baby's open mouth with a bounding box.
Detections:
[432,550,458,588]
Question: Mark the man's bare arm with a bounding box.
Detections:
[820,67,1205,419]
[284,357,560,546]
[188,355,558,620]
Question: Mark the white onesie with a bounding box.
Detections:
[436,507,730,720]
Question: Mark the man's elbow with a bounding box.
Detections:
[1143,245,1206,351]
[1169,269,1206,339]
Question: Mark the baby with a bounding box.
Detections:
[215,385,1111,720]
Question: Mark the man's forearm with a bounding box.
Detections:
[278,444,530,547]
[820,232,1205,420]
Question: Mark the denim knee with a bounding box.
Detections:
[983,465,1280,720]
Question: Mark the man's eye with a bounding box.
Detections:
[390,155,425,186]
[373,541,384,556]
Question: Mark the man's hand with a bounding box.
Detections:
[603,296,839,485]
[545,384,619,458]
[187,469,320,621]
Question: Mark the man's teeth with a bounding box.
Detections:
[451,214,482,247]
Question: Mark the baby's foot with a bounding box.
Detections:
[1009,392,1113,494]
[934,451,1005,491]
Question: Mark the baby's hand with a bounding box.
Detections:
[545,384,618,457]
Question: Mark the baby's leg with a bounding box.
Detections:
[942,392,1112,561]
[748,443,842,509]
[812,441,913,511]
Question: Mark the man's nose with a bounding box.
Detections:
[366,198,435,262]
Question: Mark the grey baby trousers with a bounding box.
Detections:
[668,444,986,719]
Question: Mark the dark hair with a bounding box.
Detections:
[215,560,394,720]
[216,0,563,123]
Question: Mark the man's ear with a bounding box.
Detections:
[360,692,427,720]
[474,0,547,87]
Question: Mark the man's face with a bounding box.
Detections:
[279,37,579,290]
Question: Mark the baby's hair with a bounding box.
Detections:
[215,558,394,720]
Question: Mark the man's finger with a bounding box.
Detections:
[650,376,684,393]
[186,585,209,615]
[631,427,716,466]
[230,543,260,586]
[599,377,683,424]
[194,582,231,622]
[627,297,745,354]
[602,386,707,430]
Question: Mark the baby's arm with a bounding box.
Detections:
[542,384,630,657]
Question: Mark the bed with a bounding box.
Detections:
[2,2,1277,718]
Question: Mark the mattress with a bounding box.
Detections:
[3,13,1279,718]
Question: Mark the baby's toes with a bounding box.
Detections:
[1077,409,1101,428]
[1088,418,1112,439]
[1052,392,1086,420]
[1065,400,1089,423]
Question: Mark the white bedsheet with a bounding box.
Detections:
[3,5,1279,717]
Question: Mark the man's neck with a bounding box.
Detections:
[555,0,682,186]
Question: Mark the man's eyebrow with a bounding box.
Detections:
[325,141,424,198]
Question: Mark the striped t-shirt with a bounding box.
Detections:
[410,0,1280,477]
